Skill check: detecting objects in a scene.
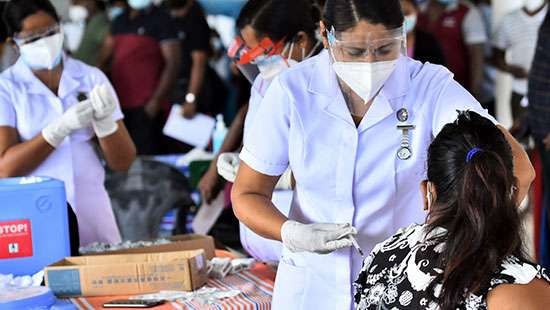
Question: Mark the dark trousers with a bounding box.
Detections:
[538,143,550,268]
[122,107,164,155]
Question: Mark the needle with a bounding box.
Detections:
[350,235,364,256]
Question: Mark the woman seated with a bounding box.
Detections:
[354,111,550,310]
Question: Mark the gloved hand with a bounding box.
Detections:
[42,100,94,148]
[90,84,119,138]
[281,220,357,254]
[217,153,294,190]
[275,168,293,190]
[217,152,240,183]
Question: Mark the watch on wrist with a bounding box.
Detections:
[185,93,196,104]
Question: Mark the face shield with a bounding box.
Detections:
[327,25,406,117]
[228,36,293,83]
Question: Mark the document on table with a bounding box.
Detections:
[162,104,216,149]
[192,192,225,235]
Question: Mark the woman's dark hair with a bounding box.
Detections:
[426,111,526,309]
[236,0,320,43]
[2,0,59,37]
[323,0,404,32]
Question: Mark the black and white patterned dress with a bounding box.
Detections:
[354,224,550,309]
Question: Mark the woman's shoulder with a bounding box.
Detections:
[486,257,550,310]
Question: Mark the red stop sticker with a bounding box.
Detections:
[0,220,33,259]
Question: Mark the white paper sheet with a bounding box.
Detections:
[192,192,225,235]
[162,105,216,149]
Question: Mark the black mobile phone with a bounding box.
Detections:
[102,299,165,308]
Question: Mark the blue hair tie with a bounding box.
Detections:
[466,147,483,163]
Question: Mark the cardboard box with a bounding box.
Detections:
[45,250,207,297]
[87,235,216,260]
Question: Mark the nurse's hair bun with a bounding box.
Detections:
[425,111,526,310]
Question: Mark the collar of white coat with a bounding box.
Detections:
[11,53,85,99]
[308,50,411,102]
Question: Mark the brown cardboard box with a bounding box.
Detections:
[45,250,207,297]
[87,235,216,260]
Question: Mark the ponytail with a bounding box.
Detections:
[426,112,527,309]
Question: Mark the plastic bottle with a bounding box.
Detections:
[212,114,228,154]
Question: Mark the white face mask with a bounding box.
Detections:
[128,0,153,10]
[404,14,417,34]
[68,5,89,23]
[525,0,546,11]
[18,33,64,70]
[332,59,398,103]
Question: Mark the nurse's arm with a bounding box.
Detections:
[231,162,287,241]
[0,126,55,178]
[498,125,536,204]
[97,121,136,172]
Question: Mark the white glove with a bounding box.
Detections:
[42,101,94,147]
[281,220,357,254]
[217,152,240,182]
[275,168,293,190]
[217,153,294,190]
[90,84,119,138]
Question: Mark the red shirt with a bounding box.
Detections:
[418,4,471,89]
[111,7,177,110]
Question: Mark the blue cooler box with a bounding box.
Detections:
[0,177,70,276]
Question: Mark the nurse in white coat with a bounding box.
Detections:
[231,0,535,309]
[0,0,136,246]
[217,0,322,262]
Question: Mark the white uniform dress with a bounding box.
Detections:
[240,50,496,309]
[241,76,292,262]
[0,56,123,246]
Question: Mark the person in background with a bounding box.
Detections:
[107,0,127,21]
[0,2,18,71]
[69,0,110,67]
[99,0,180,155]
[472,0,496,116]
[528,8,550,269]
[493,0,548,127]
[0,0,136,247]
[166,0,217,119]
[418,0,487,100]
[400,0,446,66]
[354,111,550,310]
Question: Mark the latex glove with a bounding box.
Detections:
[217,152,240,182]
[275,168,293,190]
[281,220,357,254]
[90,84,119,138]
[42,100,94,147]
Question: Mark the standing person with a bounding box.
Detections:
[354,111,550,310]
[230,0,534,309]
[99,0,180,155]
[70,0,110,67]
[0,0,136,246]
[208,0,322,262]
[107,0,127,21]
[528,7,550,269]
[166,0,220,119]
[400,0,446,66]
[493,0,548,125]
[418,0,487,100]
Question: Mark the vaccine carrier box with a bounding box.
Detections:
[0,177,70,276]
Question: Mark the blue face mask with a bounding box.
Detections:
[108,7,124,20]
[128,0,152,10]
[437,0,458,6]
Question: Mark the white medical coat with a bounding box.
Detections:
[240,50,496,309]
[0,56,123,246]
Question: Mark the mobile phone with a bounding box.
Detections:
[102,299,165,308]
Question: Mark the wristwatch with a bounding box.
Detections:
[185,93,196,104]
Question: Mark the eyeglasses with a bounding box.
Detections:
[14,25,61,46]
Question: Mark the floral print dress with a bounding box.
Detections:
[354,224,550,309]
